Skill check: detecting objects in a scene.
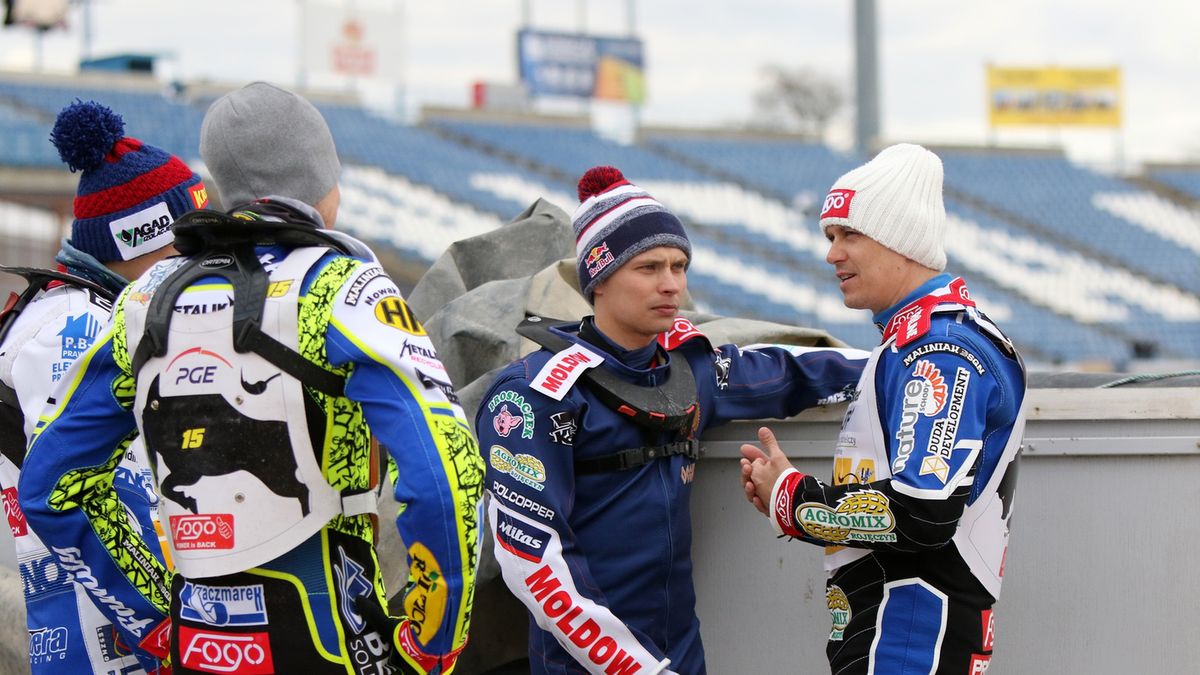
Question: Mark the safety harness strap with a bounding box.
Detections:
[131,208,349,397]
[575,439,700,475]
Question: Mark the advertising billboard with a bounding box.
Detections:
[987,66,1122,127]
[517,29,645,104]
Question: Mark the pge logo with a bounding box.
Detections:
[167,347,232,390]
[179,626,274,674]
[820,189,855,219]
[170,514,235,551]
[28,626,68,663]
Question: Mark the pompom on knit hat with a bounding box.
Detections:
[51,100,208,263]
[571,166,691,301]
[818,143,947,271]
[200,82,341,208]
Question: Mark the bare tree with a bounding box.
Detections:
[749,65,845,138]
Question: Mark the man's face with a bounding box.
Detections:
[592,246,688,348]
[824,225,916,314]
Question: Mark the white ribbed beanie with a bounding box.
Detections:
[818,143,947,271]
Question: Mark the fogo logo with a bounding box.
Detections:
[820,189,855,219]
[3,487,26,537]
[170,514,234,550]
[179,626,274,674]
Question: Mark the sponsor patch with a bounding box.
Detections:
[109,202,173,261]
[28,626,68,665]
[170,514,235,550]
[374,296,426,335]
[795,490,897,543]
[820,188,855,219]
[893,359,947,473]
[180,581,268,626]
[495,511,550,563]
[399,339,444,371]
[919,367,981,484]
[3,487,26,537]
[530,344,603,401]
[490,446,547,491]
[405,542,448,646]
[343,266,385,305]
[971,653,992,674]
[548,411,576,446]
[982,609,995,650]
[179,625,274,674]
[487,390,535,439]
[199,254,234,269]
[59,312,102,361]
[334,545,373,634]
[827,585,851,641]
[680,462,695,484]
[524,565,645,672]
[189,183,210,209]
[492,480,555,520]
[902,341,986,375]
[96,623,132,662]
[584,242,615,279]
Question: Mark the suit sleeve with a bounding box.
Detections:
[704,343,869,426]
[18,327,172,661]
[325,261,483,662]
[771,341,998,552]
[476,374,676,675]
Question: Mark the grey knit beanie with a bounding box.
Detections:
[200,82,340,208]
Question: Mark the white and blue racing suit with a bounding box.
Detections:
[768,274,1027,675]
[0,266,165,675]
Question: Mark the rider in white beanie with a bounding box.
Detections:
[818,143,947,271]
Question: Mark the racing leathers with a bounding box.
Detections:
[1,260,166,675]
[767,274,1026,675]
[476,315,866,674]
[19,203,484,674]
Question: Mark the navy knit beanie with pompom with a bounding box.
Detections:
[571,166,691,302]
[50,100,207,263]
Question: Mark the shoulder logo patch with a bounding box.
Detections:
[530,344,603,401]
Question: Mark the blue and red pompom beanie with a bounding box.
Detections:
[571,166,691,302]
[50,100,208,263]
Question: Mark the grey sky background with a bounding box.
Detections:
[1,0,1197,168]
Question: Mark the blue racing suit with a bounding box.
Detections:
[18,205,483,674]
[768,274,1027,675]
[477,316,866,674]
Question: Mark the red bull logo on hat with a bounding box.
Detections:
[585,242,615,278]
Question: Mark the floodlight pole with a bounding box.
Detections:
[854,0,880,154]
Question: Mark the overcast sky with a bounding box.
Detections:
[1,0,1197,168]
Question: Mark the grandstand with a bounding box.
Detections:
[1,70,1197,370]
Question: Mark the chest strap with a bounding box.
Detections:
[575,439,700,475]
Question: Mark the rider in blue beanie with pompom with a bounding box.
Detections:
[0,100,205,675]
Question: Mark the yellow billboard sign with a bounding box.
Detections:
[987,66,1122,127]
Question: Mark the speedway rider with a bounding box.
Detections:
[741,144,1027,674]
[0,100,204,675]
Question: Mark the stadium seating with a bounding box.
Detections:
[1147,166,1200,201]
[0,75,1195,368]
